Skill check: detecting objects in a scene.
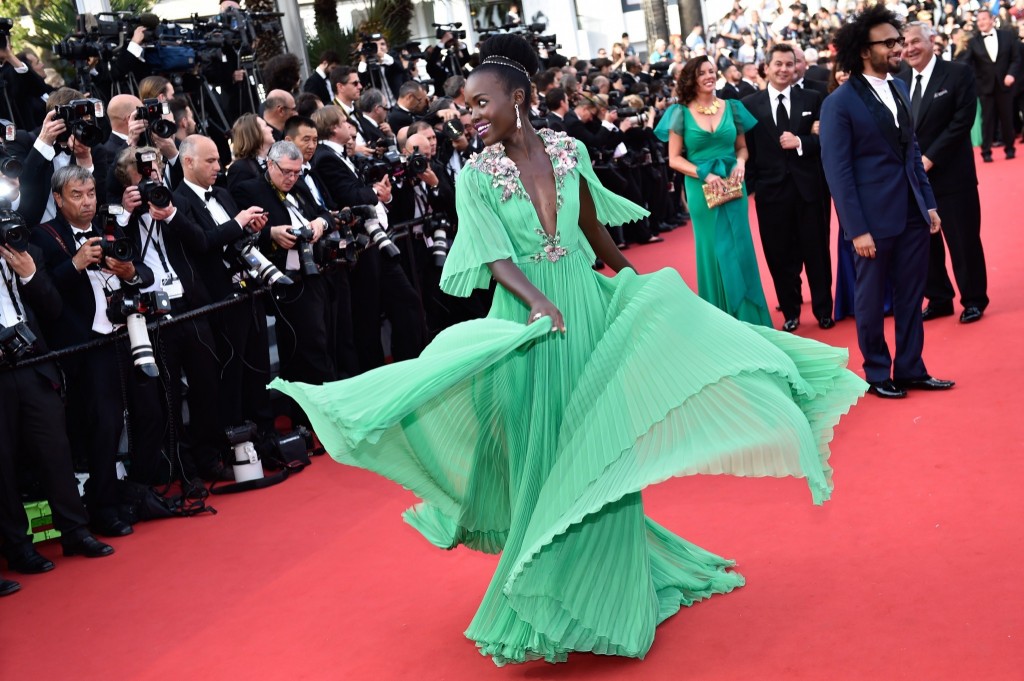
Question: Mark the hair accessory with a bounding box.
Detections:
[515,103,522,130]
[482,55,530,77]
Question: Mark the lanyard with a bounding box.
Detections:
[0,262,24,323]
[142,218,173,275]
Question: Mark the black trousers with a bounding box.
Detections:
[0,364,90,552]
[754,182,833,320]
[273,274,337,385]
[62,339,126,524]
[127,313,225,485]
[211,294,274,435]
[925,187,988,312]
[979,86,1016,155]
[349,247,426,372]
[326,268,360,379]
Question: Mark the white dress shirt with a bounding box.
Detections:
[0,260,31,326]
[137,214,183,299]
[70,225,121,334]
[911,54,938,101]
[981,32,998,62]
[766,84,804,154]
[863,73,901,128]
[183,179,234,226]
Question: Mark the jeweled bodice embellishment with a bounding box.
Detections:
[529,229,569,263]
[469,129,578,209]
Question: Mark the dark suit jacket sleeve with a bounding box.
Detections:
[31,227,83,293]
[20,246,63,323]
[314,153,378,207]
[923,65,977,169]
[1010,33,1023,81]
[820,93,870,238]
[19,146,51,228]
[798,91,823,157]
[742,94,761,191]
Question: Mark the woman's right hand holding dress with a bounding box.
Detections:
[528,299,566,334]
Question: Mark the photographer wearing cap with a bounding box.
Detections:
[30,165,154,537]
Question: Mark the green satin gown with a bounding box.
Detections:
[271,128,866,666]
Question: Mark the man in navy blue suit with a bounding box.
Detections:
[820,5,954,399]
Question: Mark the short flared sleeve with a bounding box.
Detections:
[729,99,758,134]
[653,103,681,143]
[440,166,516,297]
[573,140,650,226]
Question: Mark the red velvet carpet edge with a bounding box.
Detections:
[2,150,1021,680]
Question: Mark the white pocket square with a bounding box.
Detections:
[801,111,812,116]
[934,89,949,98]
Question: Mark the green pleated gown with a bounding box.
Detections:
[272,128,866,666]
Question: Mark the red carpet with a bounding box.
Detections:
[2,151,1022,680]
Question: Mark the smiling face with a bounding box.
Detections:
[465,70,524,146]
[862,23,904,76]
[766,49,796,89]
[696,60,717,95]
[902,26,933,71]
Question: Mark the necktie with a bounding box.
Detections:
[776,93,789,132]
[911,74,923,124]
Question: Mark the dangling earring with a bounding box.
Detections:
[515,103,522,130]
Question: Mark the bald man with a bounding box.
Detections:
[262,89,296,141]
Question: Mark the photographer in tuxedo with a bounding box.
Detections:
[0,242,113,594]
[744,43,834,332]
[899,23,989,325]
[962,9,1021,162]
[30,165,155,535]
[311,107,424,370]
[172,135,275,439]
[231,141,337,390]
[114,146,229,485]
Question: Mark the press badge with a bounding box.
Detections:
[162,275,184,300]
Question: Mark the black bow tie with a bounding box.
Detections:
[983,33,995,38]
[204,190,213,202]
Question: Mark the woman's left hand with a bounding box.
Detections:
[729,160,745,183]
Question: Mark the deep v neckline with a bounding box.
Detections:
[506,141,559,238]
[685,102,729,135]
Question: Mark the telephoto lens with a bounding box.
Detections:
[125,312,158,377]
[239,243,294,286]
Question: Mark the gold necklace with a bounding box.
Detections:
[694,98,721,115]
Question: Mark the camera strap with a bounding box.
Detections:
[0,262,25,323]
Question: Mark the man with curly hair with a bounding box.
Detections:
[820,4,954,399]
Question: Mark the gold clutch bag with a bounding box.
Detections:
[702,177,744,209]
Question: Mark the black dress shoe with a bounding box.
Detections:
[0,577,20,596]
[921,305,954,321]
[6,548,55,574]
[89,519,133,538]
[960,307,983,324]
[894,376,955,391]
[1006,150,1016,160]
[782,318,800,332]
[982,154,993,163]
[868,380,907,399]
[62,535,115,558]
[818,316,836,329]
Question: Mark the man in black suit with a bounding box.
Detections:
[301,50,339,105]
[719,63,757,99]
[355,89,395,148]
[93,94,147,203]
[0,242,114,592]
[30,165,155,534]
[172,135,275,438]
[545,88,570,132]
[962,8,1021,161]
[261,90,295,142]
[388,81,427,133]
[745,43,833,331]
[804,47,831,83]
[900,22,989,324]
[232,141,337,390]
[792,44,830,97]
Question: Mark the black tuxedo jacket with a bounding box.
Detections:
[6,245,62,383]
[226,157,265,195]
[29,214,154,349]
[387,158,456,225]
[358,115,389,147]
[564,110,622,156]
[897,58,978,195]
[312,144,378,208]
[964,30,1023,94]
[94,134,128,203]
[796,78,828,97]
[123,208,216,310]
[298,164,338,212]
[231,176,333,272]
[302,72,332,104]
[172,183,249,302]
[387,106,417,133]
[805,64,831,83]
[546,112,567,132]
[743,86,825,202]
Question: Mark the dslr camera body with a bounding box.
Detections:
[53,99,105,148]
[0,321,37,367]
[136,99,176,139]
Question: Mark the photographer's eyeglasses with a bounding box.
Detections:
[867,36,906,49]
[271,161,302,178]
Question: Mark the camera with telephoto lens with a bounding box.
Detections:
[441,118,465,142]
[313,211,359,268]
[360,32,383,61]
[286,225,319,277]
[360,141,405,184]
[231,234,293,287]
[53,98,105,148]
[135,151,173,208]
[107,287,171,378]
[0,119,21,179]
[95,205,136,262]
[136,98,177,139]
[434,22,466,41]
[615,107,647,125]
[423,212,450,267]
[0,322,36,367]
[0,209,29,252]
[351,204,399,257]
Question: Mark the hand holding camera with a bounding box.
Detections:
[373,176,392,203]
[122,184,143,214]
[38,111,67,148]
[270,225,297,249]
[0,243,33,278]
[72,236,103,271]
[103,256,137,281]
[126,110,148,146]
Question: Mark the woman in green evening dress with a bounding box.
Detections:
[272,37,866,667]
[668,57,773,328]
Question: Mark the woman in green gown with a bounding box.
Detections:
[272,35,866,666]
[668,56,774,327]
